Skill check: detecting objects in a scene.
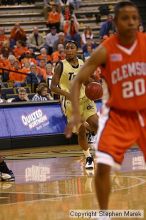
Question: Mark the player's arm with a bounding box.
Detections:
[72,45,106,111]
[51,62,70,100]
[65,45,107,137]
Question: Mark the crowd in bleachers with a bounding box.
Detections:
[1,0,144,103]
[0,0,88,102]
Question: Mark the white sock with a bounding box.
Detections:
[83,148,91,158]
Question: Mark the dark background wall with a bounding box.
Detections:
[132,0,146,28]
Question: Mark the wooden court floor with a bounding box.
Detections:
[0,145,146,220]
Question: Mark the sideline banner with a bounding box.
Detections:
[4,104,67,137]
[0,101,102,138]
[0,109,9,137]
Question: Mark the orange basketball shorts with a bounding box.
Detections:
[96,107,146,168]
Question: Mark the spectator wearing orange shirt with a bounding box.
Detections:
[0,56,4,75]
[8,54,17,68]
[21,59,31,74]
[37,48,52,62]
[0,54,11,69]
[10,23,26,48]
[0,40,13,58]
[64,15,81,47]
[0,28,8,50]
[47,5,61,32]
[0,54,12,81]
[38,59,47,80]
[13,40,28,59]
[52,43,66,63]
[9,60,27,84]
[20,50,37,66]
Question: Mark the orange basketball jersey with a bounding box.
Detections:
[102,32,146,111]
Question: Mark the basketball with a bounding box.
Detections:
[85,82,103,101]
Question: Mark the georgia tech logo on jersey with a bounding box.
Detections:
[110,54,123,62]
[87,104,94,110]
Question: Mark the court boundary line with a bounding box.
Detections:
[0,175,146,206]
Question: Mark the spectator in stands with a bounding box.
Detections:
[32,82,53,101]
[45,26,59,54]
[59,0,74,20]
[28,27,45,52]
[37,47,52,62]
[63,5,71,21]
[0,40,13,58]
[53,32,66,51]
[8,54,17,67]
[46,62,53,77]
[82,38,96,53]
[25,64,44,89]
[9,59,27,85]
[0,54,16,82]
[10,23,26,48]
[83,44,93,60]
[99,30,114,43]
[21,59,31,73]
[13,40,28,59]
[52,43,66,63]
[81,27,93,45]
[138,24,145,32]
[12,87,29,102]
[64,15,81,47]
[38,59,47,80]
[99,15,114,39]
[46,62,53,89]
[0,28,8,50]
[0,53,11,81]
[21,49,37,65]
[47,5,61,32]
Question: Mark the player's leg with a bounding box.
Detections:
[86,113,98,134]
[78,123,88,151]
[63,99,94,168]
[0,156,15,181]
[82,99,98,168]
[95,109,138,210]
[78,123,94,169]
[137,111,146,164]
[95,163,111,209]
[86,113,99,144]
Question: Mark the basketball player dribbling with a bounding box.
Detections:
[65,1,146,219]
[51,40,99,169]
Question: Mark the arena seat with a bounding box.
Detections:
[1,88,15,99]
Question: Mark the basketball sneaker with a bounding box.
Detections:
[0,170,15,182]
[85,156,94,169]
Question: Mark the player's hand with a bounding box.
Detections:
[24,94,29,101]
[65,113,82,138]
